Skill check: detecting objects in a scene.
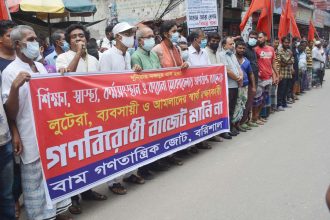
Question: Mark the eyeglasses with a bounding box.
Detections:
[141,35,155,39]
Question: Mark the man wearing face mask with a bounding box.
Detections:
[241,31,259,128]
[2,25,72,220]
[205,32,221,64]
[131,26,161,69]
[253,32,279,124]
[99,22,145,195]
[186,29,213,150]
[99,22,141,72]
[152,20,189,69]
[178,41,189,61]
[131,26,170,180]
[45,30,69,67]
[218,36,244,138]
[187,29,210,66]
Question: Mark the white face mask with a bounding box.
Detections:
[21,40,40,60]
[181,50,189,61]
[119,34,134,48]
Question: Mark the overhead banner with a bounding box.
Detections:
[28,66,229,204]
[186,0,219,34]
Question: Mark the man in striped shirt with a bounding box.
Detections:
[306,41,313,89]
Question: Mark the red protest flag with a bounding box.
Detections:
[278,0,301,39]
[0,0,10,20]
[240,0,269,32]
[308,20,316,41]
[256,0,273,38]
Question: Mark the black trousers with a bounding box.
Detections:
[277,78,290,107]
[228,88,238,126]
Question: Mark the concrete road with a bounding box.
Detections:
[23,71,330,220]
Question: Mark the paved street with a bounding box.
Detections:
[24,71,330,220]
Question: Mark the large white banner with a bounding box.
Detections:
[186,0,219,34]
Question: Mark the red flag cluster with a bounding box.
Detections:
[308,20,317,41]
[0,0,10,20]
[278,0,301,39]
[240,0,272,38]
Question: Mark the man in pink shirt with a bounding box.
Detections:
[252,32,279,124]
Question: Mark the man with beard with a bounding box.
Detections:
[242,31,258,128]
[277,36,294,110]
[253,32,279,124]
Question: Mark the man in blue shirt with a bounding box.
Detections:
[234,40,256,132]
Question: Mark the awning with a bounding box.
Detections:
[8,0,96,15]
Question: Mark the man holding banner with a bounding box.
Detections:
[99,22,146,195]
[2,25,72,220]
[56,24,108,215]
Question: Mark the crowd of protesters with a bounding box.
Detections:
[0,19,328,220]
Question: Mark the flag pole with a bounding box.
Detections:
[271,0,274,43]
[4,0,11,20]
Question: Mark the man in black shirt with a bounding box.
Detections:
[0,20,16,72]
[242,30,258,128]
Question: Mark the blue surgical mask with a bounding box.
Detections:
[248,38,257,47]
[181,50,189,61]
[127,47,135,56]
[21,40,40,60]
[200,39,207,49]
[171,32,179,44]
[60,41,70,52]
[142,38,155,51]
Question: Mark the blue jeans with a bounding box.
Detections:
[0,141,15,220]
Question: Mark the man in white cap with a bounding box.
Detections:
[99,22,144,196]
[99,22,141,72]
[312,40,325,87]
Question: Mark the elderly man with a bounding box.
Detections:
[131,26,172,179]
[2,25,72,220]
[56,24,107,215]
[218,36,243,138]
[312,40,325,87]
[99,22,145,195]
[45,30,69,67]
[131,26,161,69]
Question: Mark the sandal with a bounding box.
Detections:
[196,141,212,149]
[81,190,107,201]
[253,120,264,125]
[109,183,127,195]
[123,174,145,184]
[69,200,82,215]
[189,146,199,154]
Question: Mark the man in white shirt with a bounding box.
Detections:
[56,24,99,73]
[312,40,325,87]
[99,22,141,72]
[56,24,107,215]
[99,22,144,195]
[187,29,210,66]
[2,25,72,220]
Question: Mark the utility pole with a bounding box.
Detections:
[218,0,224,36]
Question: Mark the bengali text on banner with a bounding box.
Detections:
[28,65,229,205]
